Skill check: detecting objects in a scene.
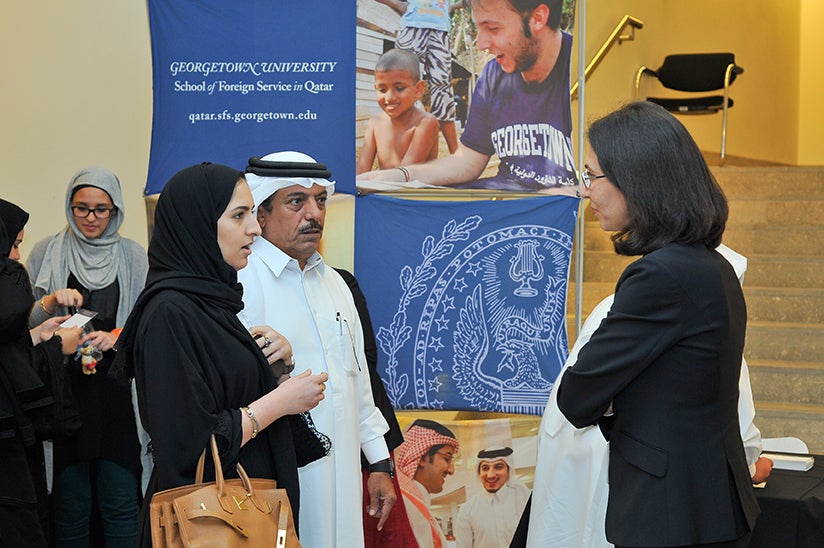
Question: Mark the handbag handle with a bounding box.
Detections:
[195,448,206,484]
[192,435,227,491]
[209,434,226,493]
[235,462,274,513]
[194,434,273,514]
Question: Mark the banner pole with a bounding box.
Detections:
[574,0,586,338]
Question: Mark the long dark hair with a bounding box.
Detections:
[587,101,728,256]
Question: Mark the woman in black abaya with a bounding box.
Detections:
[0,199,81,547]
[113,163,327,547]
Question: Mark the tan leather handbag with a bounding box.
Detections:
[150,435,301,547]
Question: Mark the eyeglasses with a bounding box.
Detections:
[580,170,607,189]
[436,451,456,466]
[71,205,115,219]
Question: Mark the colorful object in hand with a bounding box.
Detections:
[76,342,103,375]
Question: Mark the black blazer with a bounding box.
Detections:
[557,243,759,547]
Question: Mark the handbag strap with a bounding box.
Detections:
[209,434,272,514]
[195,448,206,483]
[192,435,228,490]
[201,434,274,514]
[209,434,226,493]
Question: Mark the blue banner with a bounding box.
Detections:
[355,194,579,414]
[145,0,355,196]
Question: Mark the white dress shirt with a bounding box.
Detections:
[238,237,390,548]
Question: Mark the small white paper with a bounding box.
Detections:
[59,308,98,328]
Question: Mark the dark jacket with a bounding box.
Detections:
[557,243,759,547]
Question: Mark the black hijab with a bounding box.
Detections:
[146,163,244,299]
[113,163,250,377]
[0,198,29,260]
[0,199,33,337]
[0,199,33,341]
[0,207,6,258]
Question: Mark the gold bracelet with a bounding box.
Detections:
[40,297,54,316]
[241,406,260,438]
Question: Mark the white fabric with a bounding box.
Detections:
[131,379,153,495]
[526,296,614,548]
[245,150,335,207]
[716,243,747,285]
[237,238,389,548]
[738,358,762,476]
[717,244,762,474]
[527,288,763,548]
[455,480,530,548]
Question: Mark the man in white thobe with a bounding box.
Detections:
[238,151,396,548]
[525,244,773,548]
[455,446,530,548]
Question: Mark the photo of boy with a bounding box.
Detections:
[376,0,464,154]
[357,48,441,174]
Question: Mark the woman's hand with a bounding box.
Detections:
[42,288,84,314]
[79,330,119,352]
[274,369,328,415]
[241,369,329,446]
[30,315,71,345]
[250,325,295,368]
[55,326,83,355]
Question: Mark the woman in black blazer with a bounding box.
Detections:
[557,102,759,548]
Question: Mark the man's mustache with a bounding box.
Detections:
[298,220,323,233]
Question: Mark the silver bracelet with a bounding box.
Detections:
[241,406,260,438]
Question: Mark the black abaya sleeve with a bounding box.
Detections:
[132,296,243,492]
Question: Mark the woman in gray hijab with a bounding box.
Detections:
[26,167,148,547]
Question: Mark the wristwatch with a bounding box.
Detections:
[369,458,395,478]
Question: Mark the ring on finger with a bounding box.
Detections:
[263,335,272,348]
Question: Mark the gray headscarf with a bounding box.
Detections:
[32,166,140,325]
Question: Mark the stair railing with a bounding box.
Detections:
[570,15,644,101]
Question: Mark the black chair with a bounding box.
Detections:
[634,53,744,161]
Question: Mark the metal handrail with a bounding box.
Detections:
[570,15,644,100]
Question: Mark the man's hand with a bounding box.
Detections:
[250,325,294,367]
[752,455,774,484]
[366,471,397,531]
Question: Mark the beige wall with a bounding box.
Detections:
[2,1,821,267]
[1,2,153,260]
[575,0,802,165]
